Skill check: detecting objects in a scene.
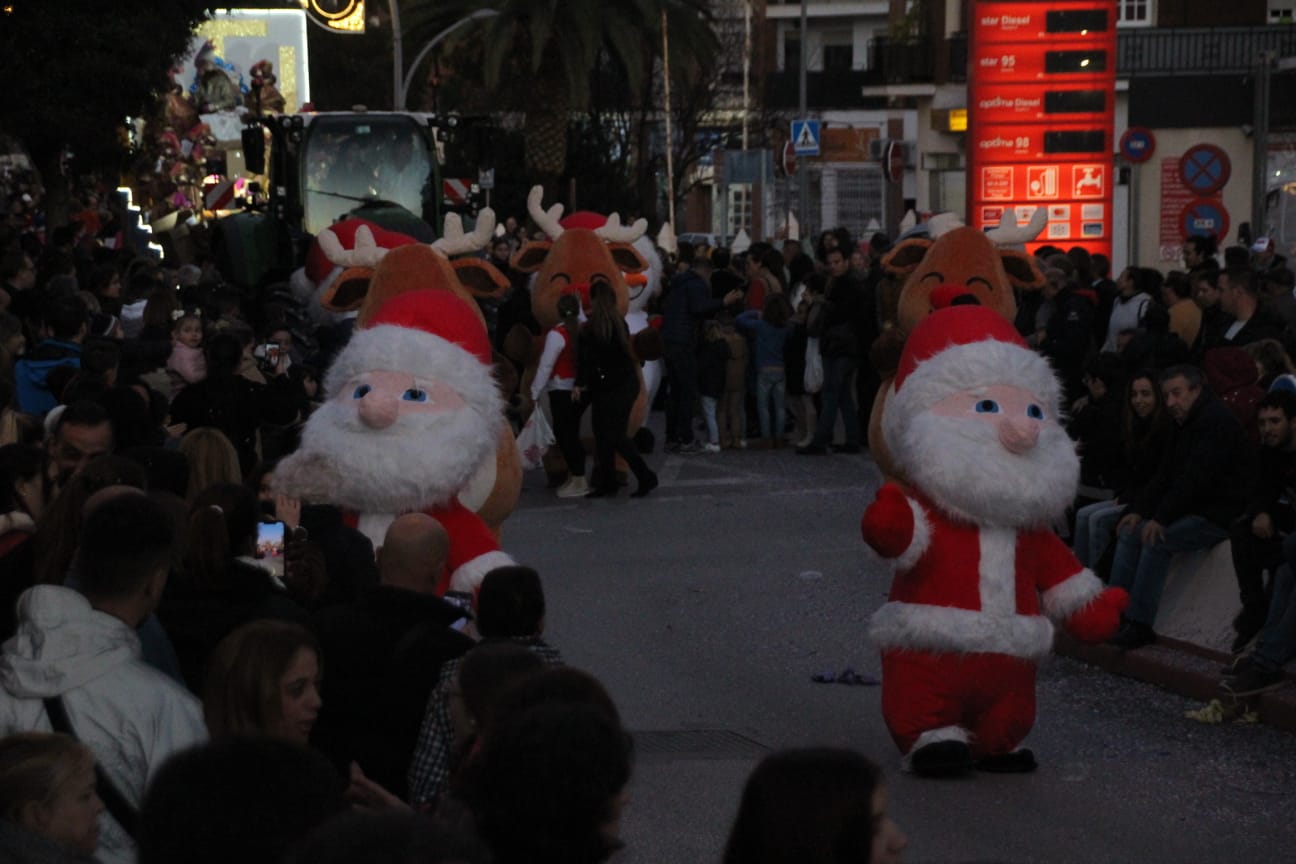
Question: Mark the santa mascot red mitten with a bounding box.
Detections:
[861,300,1127,777]
[275,289,514,599]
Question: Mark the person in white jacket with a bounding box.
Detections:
[0,493,207,864]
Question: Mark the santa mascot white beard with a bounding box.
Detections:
[892,395,1079,530]
[290,382,501,515]
[863,302,1127,777]
[275,290,514,592]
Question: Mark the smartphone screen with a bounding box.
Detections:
[264,344,281,365]
[256,521,286,559]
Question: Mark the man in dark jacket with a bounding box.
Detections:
[1227,390,1296,653]
[309,513,472,799]
[1108,365,1249,648]
[1038,274,1096,406]
[798,247,866,454]
[1215,266,1285,349]
[661,242,740,451]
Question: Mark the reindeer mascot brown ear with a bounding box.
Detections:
[867,209,1048,481]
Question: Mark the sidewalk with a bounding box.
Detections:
[1057,634,1296,733]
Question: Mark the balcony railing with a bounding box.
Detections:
[1117,25,1296,75]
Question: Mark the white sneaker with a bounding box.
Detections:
[556,476,588,498]
[702,442,721,453]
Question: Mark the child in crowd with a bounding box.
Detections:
[0,731,103,862]
[718,313,749,449]
[736,294,792,448]
[696,321,731,454]
[167,309,207,389]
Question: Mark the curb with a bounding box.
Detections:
[1056,635,1296,733]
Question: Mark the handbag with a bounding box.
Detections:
[804,338,824,394]
[516,407,556,471]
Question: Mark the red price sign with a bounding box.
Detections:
[968,0,1117,259]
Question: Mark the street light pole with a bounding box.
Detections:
[389,0,403,110]
[399,9,500,110]
[1252,50,1273,240]
[797,0,808,238]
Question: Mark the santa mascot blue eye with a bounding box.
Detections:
[975,400,1000,414]
[402,388,428,402]
[1026,404,1045,419]
[352,384,372,399]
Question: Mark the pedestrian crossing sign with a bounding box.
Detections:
[791,119,820,157]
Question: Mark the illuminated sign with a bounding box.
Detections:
[968,0,1117,256]
[302,0,366,32]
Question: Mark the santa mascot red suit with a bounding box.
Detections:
[860,296,1127,777]
[275,288,513,597]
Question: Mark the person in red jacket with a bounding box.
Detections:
[861,297,1127,778]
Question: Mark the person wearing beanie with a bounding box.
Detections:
[274,289,514,597]
[860,296,1127,778]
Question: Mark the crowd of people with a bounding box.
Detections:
[0,171,916,863]
[652,231,886,457]
[4,153,1296,859]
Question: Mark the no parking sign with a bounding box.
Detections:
[1178,145,1231,196]
[1180,198,1229,242]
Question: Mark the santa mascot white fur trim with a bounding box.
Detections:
[277,288,514,595]
[860,297,1128,777]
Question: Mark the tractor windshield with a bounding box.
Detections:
[301,115,433,236]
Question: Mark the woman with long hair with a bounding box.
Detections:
[159,482,308,691]
[203,619,322,744]
[178,426,242,501]
[572,283,657,498]
[723,748,906,864]
[1072,370,1172,571]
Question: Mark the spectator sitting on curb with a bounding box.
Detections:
[1107,364,1249,649]
[1221,529,1296,697]
[1228,390,1296,654]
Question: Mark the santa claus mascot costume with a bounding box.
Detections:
[275,288,513,597]
[861,294,1128,777]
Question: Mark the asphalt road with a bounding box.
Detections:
[502,434,1296,864]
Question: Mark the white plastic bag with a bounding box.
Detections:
[517,408,556,470]
[804,337,824,394]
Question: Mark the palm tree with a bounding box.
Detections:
[414,0,716,196]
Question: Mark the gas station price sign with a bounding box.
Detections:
[968,1,1117,256]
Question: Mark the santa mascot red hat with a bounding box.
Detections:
[882,294,1075,527]
[324,289,503,448]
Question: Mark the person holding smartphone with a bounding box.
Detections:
[157,483,309,693]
